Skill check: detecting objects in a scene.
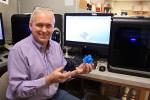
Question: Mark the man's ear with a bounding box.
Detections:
[29,23,32,31]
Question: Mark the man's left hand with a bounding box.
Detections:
[70,63,93,76]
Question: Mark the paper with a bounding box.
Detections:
[0,0,9,5]
[65,0,74,6]
[91,0,104,3]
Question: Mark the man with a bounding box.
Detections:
[6,7,93,100]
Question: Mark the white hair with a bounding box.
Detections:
[29,7,55,24]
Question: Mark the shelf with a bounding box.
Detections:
[61,77,124,99]
[132,4,150,16]
[114,0,150,1]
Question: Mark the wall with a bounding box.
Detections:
[19,0,96,15]
[0,0,18,43]
[19,0,76,14]
[19,0,150,19]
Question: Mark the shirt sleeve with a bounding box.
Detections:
[7,48,48,98]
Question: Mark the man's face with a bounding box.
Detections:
[29,11,54,45]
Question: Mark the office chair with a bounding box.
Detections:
[0,71,9,100]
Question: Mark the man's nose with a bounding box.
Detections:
[41,26,47,32]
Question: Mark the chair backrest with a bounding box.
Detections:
[0,72,9,100]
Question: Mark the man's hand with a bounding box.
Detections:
[45,66,71,86]
[70,63,93,77]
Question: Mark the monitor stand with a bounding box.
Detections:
[64,46,74,59]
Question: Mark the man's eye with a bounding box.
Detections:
[36,24,43,28]
[46,24,52,28]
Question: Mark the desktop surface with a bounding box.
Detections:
[80,61,150,90]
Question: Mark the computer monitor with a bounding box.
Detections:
[11,14,31,45]
[64,13,113,56]
[0,12,5,46]
[11,14,62,45]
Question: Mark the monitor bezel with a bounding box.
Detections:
[63,13,113,49]
[0,12,5,45]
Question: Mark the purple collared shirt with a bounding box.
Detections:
[6,35,67,100]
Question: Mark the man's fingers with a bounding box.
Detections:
[79,63,85,68]
[56,66,64,72]
[63,71,71,78]
[86,64,93,72]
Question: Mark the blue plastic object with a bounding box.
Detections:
[83,55,93,64]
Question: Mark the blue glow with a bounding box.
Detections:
[130,38,136,43]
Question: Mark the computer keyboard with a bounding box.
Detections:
[65,56,84,67]
[0,52,8,68]
[73,57,84,67]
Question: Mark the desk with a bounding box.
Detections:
[1,52,150,99]
[78,62,150,100]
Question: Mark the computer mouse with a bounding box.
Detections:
[3,55,8,58]
[99,65,106,72]
[0,58,2,62]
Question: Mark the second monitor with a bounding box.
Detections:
[64,13,113,57]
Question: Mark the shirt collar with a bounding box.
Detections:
[30,34,51,52]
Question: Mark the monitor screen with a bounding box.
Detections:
[64,13,113,56]
[0,12,5,46]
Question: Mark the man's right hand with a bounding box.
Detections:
[45,66,71,86]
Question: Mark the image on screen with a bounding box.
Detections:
[65,14,112,46]
[0,19,3,40]
[0,12,5,46]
